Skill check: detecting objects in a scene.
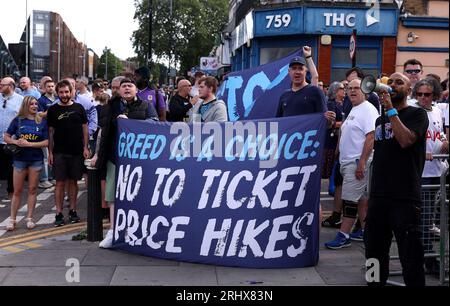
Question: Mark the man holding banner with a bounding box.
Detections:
[92,78,159,248]
[276,56,336,127]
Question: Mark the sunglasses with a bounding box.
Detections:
[3,100,7,109]
[405,69,422,75]
[416,92,432,98]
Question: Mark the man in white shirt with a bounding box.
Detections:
[325,78,379,249]
[76,76,93,100]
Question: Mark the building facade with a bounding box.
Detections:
[229,0,399,84]
[396,0,449,80]
[227,0,448,84]
[0,35,20,79]
[9,10,96,83]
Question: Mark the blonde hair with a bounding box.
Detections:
[18,96,42,124]
[95,93,110,106]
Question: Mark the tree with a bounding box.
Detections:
[132,0,228,76]
[97,47,124,80]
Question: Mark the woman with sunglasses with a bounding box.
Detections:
[412,77,449,274]
[3,96,49,231]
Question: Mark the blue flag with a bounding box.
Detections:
[217,49,305,121]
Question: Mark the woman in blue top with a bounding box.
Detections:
[4,96,49,231]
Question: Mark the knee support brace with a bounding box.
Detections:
[343,200,358,218]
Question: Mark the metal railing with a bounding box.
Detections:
[388,154,449,286]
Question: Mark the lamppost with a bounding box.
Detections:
[25,0,29,77]
[148,0,152,67]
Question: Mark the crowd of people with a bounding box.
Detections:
[0,48,448,286]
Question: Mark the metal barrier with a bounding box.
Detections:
[388,154,449,286]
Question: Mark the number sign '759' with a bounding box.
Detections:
[266,14,292,29]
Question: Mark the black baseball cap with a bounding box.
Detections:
[120,78,136,86]
[289,56,306,67]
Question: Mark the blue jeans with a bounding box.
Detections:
[13,160,44,172]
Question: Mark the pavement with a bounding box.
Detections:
[0,179,444,286]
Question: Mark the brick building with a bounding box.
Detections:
[9,10,98,83]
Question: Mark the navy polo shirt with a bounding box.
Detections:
[276,85,327,117]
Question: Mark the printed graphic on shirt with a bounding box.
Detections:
[375,122,394,141]
[58,111,76,121]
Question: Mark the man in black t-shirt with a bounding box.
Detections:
[365,72,429,287]
[169,79,197,122]
[48,80,90,227]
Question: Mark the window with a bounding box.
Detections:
[35,23,45,37]
[260,47,298,65]
[330,37,381,82]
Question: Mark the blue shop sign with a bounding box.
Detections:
[254,7,398,37]
[304,7,398,36]
[255,7,304,37]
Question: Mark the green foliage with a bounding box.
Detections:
[132,0,228,76]
[97,47,124,80]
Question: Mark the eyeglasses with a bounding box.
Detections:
[416,92,432,98]
[3,100,7,108]
[405,69,422,75]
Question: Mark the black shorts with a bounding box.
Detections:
[333,161,343,187]
[54,153,84,181]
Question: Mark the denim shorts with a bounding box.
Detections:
[13,160,44,171]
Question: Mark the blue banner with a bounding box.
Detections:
[217,49,303,122]
[113,114,326,268]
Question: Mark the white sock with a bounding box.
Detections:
[340,231,350,239]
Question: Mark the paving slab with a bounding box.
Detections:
[1,266,116,286]
[82,248,179,267]
[315,264,367,286]
[216,266,325,286]
[110,266,218,286]
[0,268,13,284]
[0,249,88,267]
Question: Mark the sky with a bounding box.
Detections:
[0,0,139,60]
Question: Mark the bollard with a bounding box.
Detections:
[84,159,103,242]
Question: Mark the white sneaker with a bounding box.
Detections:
[99,230,114,249]
[38,181,54,189]
[430,224,441,237]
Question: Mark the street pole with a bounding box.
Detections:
[83,30,86,77]
[57,16,61,80]
[105,49,108,80]
[148,0,152,67]
[25,0,29,77]
[352,29,357,68]
[84,160,103,242]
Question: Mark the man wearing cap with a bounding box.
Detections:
[277,56,336,127]
[135,66,167,121]
[90,78,158,248]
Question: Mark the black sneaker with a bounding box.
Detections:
[54,213,65,227]
[68,210,81,224]
[102,208,110,220]
[424,258,440,276]
[322,212,342,228]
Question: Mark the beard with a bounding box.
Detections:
[59,97,71,104]
[390,90,406,105]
